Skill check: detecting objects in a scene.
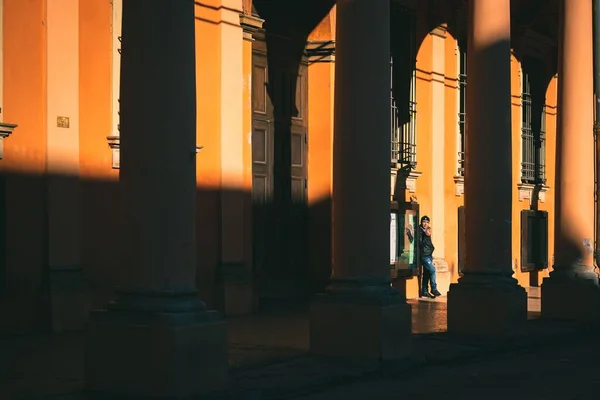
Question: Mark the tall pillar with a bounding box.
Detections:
[310,0,412,360]
[542,0,600,320]
[84,0,228,397]
[447,0,527,334]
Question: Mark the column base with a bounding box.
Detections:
[85,301,228,398]
[49,268,92,333]
[541,272,600,321]
[447,272,527,335]
[310,281,412,360]
[217,262,257,316]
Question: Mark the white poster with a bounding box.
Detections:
[390,212,398,265]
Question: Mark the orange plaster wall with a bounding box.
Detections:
[0,0,47,332]
[2,0,47,175]
[307,64,334,203]
[79,0,113,180]
[414,35,433,217]
[307,10,335,205]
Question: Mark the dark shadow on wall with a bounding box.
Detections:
[0,170,333,334]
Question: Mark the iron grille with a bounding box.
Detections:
[391,57,417,167]
[521,70,546,184]
[390,5,417,169]
[457,43,467,176]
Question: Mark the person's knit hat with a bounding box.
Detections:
[421,215,430,223]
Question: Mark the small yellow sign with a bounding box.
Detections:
[57,116,70,128]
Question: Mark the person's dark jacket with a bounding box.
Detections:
[419,226,435,257]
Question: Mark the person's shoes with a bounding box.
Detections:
[431,289,442,297]
[420,291,434,298]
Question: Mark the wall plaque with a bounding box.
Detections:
[57,116,70,128]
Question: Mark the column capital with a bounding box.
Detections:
[0,121,18,160]
[240,13,263,41]
[305,40,335,63]
[0,121,17,140]
[429,24,448,38]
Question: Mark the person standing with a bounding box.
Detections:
[419,215,442,298]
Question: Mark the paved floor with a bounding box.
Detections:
[296,335,600,400]
[0,289,577,400]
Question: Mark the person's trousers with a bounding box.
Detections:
[420,255,438,293]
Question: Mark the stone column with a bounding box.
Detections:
[310,0,412,360]
[84,0,227,397]
[447,0,527,334]
[542,0,600,320]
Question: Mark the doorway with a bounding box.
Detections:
[251,28,309,308]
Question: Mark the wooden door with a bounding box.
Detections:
[287,63,309,289]
[251,40,274,286]
[251,33,309,302]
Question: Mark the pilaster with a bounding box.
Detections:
[306,38,335,293]
[45,0,89,333]
[213,7,258,316]
[0,123,17,160]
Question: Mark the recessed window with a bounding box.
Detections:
[521,60,546,185]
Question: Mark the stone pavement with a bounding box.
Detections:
[1,290,597,399]
[296,332,600,400]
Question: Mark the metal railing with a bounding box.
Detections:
[391,95,417,168]
[457,44,467,177]
[390,56,417,169]
[521,71,546,184]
